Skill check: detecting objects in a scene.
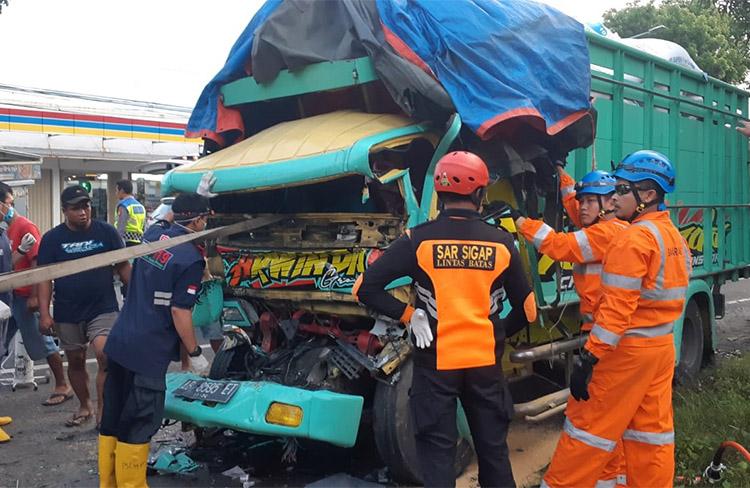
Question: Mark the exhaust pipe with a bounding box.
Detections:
[514,388,569,419]
[510,335,587,363]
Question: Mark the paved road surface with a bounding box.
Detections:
[1,279,748,487]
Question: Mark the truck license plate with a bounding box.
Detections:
[173,379,240,404]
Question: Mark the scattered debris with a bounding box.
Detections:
[150,449,200,475]
[222,465,256,487]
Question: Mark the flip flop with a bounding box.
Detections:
[65,413,93,428]
[42,391,74,407]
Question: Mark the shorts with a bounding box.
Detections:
[55,311,118,351]
[11,295,60,361]
[197,320,223,342]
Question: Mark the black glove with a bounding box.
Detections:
[570,349,599,401]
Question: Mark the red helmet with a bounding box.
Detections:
[434,151,490,195]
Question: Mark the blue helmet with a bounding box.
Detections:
[613,150,675,193]
[575,170,616,198]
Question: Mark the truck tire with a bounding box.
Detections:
[208,347,235,380]
[373,359,474,484]
[675,299,704,383]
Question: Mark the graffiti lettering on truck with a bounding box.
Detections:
[224,249,382,291]
[678,208,731,267]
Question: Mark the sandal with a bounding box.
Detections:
[42,391,74,407]
[65,413,93,428]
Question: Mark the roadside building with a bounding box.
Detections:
[0,84,201,232]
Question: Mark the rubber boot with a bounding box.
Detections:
[0,416,12,426]
[0,426,10,443]
[98,435,118,488]
[115,441,151,488]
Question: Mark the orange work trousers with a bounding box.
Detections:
[583,320,626,487]
[543,335,675,488]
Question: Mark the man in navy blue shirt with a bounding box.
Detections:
[99,192,210,488]
[37,185,131,429]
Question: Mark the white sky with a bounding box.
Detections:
[0,0,629,109]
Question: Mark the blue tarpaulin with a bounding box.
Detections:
[186,0,591,146]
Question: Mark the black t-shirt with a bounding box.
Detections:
[37,220,125,322]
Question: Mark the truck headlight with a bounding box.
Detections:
[265,402,303,427]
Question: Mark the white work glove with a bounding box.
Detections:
[196,171,218,198]
[189,354,211,376]
[18,233,37,254]
[0,301,10,321]
[410,309,433,349]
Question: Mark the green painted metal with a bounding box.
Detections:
[564,33,750,356]
[221,57,379,107]
[161,122,431,196]
[418,113,463,222]
[164,372,364,447]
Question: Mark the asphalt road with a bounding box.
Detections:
[1,278,749,488]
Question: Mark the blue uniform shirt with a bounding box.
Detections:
[105,222,205,378]
[37,220,124,322]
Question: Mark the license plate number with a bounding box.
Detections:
[173,379,240,404]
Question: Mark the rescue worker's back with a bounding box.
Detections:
[357,208,536,370]
[355,151,536,488]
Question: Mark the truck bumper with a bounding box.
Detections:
[164,372,364,448]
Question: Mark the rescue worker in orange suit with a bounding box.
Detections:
[542,150,691,488]
[501,169,628,487]
[354,151,537,488]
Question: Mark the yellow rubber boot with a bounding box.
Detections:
[98,435,118,488]
[115,441,150,488]
[0,426,10,443]
[0,416,12,426]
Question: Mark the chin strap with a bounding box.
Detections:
[596,195,617,219]
[627,188,658,222]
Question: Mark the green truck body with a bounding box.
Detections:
[162,32,749,482]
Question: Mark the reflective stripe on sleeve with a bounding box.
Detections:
[574,263,603,276]
[595,479,617,488]
[641,286,687,301]
[415,283,438,319]
[601,272,642,290]
[533,223,554,249]
[564,418,617,452]
[591,324,621,346]
[623,429,674,445]
[561,185,575,197]
[574,230,595,262]
[625,322,674,338]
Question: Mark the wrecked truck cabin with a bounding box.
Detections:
[157,0,750,483]
[156,1,604,482]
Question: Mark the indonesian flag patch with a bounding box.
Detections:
[187,285,198,295]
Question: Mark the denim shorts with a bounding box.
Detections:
[196,320,223,342]
[11,295,60,361]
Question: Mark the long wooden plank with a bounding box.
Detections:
[0,216,284,293]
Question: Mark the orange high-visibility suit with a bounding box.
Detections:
[543,210,691,488]
[519,170,629,487]
[518,216,628,331]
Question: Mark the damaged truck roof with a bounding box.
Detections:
[162,110,432,195]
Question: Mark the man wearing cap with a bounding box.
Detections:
[98,192,211,488]
[37,185,132,429]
